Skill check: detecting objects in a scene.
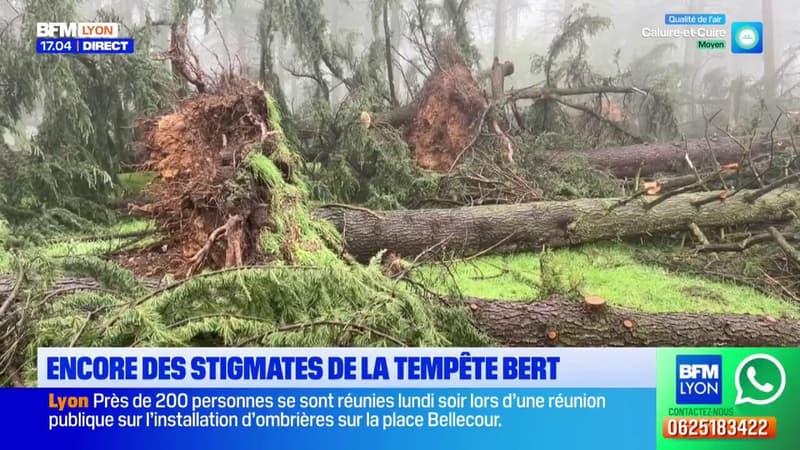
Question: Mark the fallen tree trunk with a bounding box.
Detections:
[371,104,415,127]
[315,188,800,261]
[468,296,800,346]
[4,274,797,346]
[363,50,784,177]
[543,137,784,178]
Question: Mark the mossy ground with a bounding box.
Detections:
[414,243,800,318]
[4,224,798,319]
[0,219,157,272]
[4,220,798,320]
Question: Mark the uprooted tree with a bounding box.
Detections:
[0,26,504,382]
[128,77,294,277]
[374,46,795,178]
[2,70,798,388]
[0,72,495,384]
[364,45,653,174]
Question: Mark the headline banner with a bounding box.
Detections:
[37,347,655,388]
[0,347,795,450]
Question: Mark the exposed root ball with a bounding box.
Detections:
[405,49,487,171]
[129,78,281,278]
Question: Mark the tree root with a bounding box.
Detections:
[187,215,244,277]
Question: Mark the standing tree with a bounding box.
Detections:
[492,0,506,58]
[0,0,173,228]
[762,0,777,108]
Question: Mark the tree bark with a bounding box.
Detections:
[542,137,783,178]
[382,0,398,107]
[490,59,514,101]
[468,296,800,346]
[370,104,416,127]
[727,76,745,131]
[315,188,800,261]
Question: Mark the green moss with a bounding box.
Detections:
[415,244,800,318]
[265,94,303,183]
[40,237,149,260]
[247,152,285,187]
[116,172,157,195]
[0,219,158,272]
[107,219,155,234]
[245,95,344,268]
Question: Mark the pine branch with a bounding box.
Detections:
[0,262,23,317]
[769,226,800,266]
[744,172,800,203]
[241,320,408,347]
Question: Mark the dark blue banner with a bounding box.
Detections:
[35,38,134,54]
[0,387,655,450]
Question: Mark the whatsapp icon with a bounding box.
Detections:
[734,354,786,406]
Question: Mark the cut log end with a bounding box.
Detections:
[584,295,607,307]
[643,181,662,195]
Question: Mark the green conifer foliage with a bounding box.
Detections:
[0,0,174,226]
[5,92,490,386]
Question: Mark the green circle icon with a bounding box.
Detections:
[735,26,759,50]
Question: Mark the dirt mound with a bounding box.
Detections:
[405,48,488,172]
[125,77,279,278]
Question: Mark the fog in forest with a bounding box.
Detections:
[4,0,798,136]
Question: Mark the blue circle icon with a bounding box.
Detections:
[731,22,763,54]
[735,26,759,50]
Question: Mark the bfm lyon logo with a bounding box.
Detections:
[676,355,722,404]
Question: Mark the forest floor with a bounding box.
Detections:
[6,217,797,319]
[0,220,158,271]
[416,245,800,317]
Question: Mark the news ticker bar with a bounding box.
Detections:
[1,387,654,450]
[36,38,134,54]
